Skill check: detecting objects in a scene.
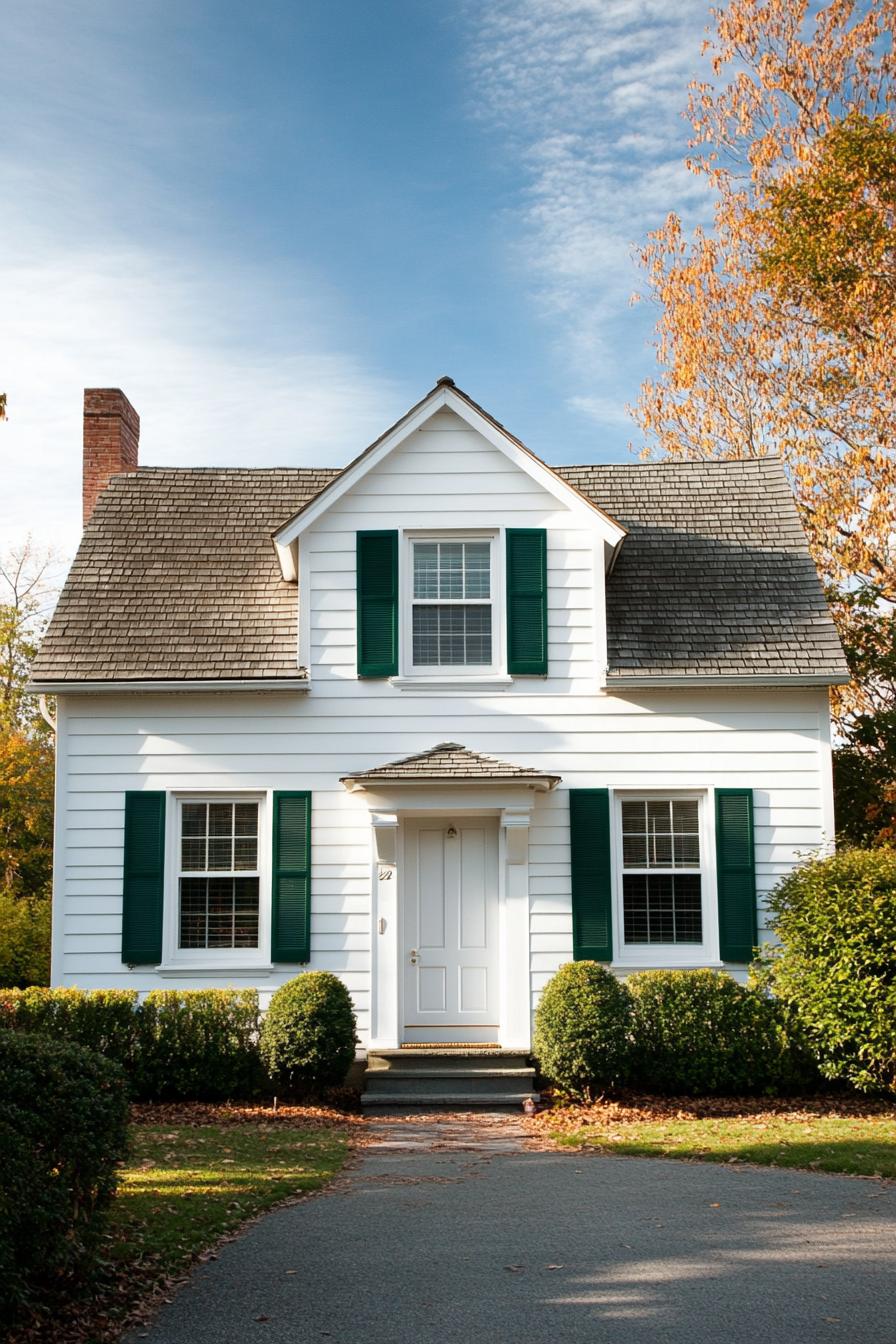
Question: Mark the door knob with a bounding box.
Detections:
[409,948,419,965]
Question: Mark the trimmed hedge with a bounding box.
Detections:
[533,964,816,1098]
[136,989,264,1100]
[260,972,357,1094]
[761,846,896,1095]
[533,961,632,1099]
[0,986,141,1072]
[0,986,263,1101]
[0,1031,129,1322]
[626,968,815,1096]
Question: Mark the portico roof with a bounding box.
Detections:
[339,742,560,791]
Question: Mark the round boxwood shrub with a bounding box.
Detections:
[260,971,357,1094]
[761,846,896,1094]
[0,1030,129,1322]
[533,961,632,1099]
[626,968,810,1095]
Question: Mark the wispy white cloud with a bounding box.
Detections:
[0,233,403,558]
[1,3,403,561]
[466,0,714,437]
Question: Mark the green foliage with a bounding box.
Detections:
[759,113,896,334]
[0,1030,129,1322]
[832,586,896,845]
[259,971,357,1094]
[0,986,263,1100]
[0,889,50,987]
[136,989,264,1101]
[626,968,814,1096]
[533,961,632,1099]
[761,847,896,1095]
[0,986,140,1065]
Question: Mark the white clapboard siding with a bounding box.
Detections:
[57,679,832,1043]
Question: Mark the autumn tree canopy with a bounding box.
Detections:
[0,542,59,985]
[634,0,896,839]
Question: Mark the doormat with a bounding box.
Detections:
[400,1042,501,1050]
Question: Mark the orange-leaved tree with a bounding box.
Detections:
[0,541,59,985]
[633,0,896,839]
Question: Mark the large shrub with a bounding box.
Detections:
[761,846,896,1094]
[627,968,813,1095]
[136,989,263,1100]
[0,1031,129,1322]
[533,961,632,1099]
[260,972,357,1094]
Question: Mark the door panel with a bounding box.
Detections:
[403,818,499,1044]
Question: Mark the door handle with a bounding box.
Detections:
[409,948,419,965]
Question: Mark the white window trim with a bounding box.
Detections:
[158,790,273,972]
[611,788,721,967]
[394,528,509,685]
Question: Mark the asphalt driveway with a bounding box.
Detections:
[130,1135,896,1344]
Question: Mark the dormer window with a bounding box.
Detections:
[410,538,495,669]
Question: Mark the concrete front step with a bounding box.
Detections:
[362,1048,538,1108]
[367,1049,530,1074]
[364,1071,535,1098]
[361,1091,539,1109]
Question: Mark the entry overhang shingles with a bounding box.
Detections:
[340,742,561,790]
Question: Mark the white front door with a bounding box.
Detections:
[402,817,500,1044]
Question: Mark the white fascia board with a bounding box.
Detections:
[444,392,626,548]
[605,673,849,690]
[271,386,627,572]
[27,678,311,694]
[273,387,454,550]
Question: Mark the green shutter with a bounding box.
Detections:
[715,788,757,963]
[272,791,311,963]
[570,788,613,961]
[121,791,165,965]
[356,530,398,677]
[506,528,548,675]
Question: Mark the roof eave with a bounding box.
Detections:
[27,677,311,695]
[341,774,560,792]
[604,671,849,690]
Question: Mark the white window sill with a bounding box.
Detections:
[389,674,513,691]
[614,957,722,970]
[155,962,275,976]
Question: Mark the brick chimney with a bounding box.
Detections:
[83,388,140,525]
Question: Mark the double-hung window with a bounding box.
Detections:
[411,539,494,669]
[619,797,704,947]
[178,800,261,950]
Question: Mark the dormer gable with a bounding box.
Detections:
[271,378,627,582]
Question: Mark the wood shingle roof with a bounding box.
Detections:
[31,455,848,687]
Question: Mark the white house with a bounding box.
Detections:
[31,379,847,1094]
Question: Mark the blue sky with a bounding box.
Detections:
[1,0,715,557]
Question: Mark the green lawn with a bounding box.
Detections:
[549,1112,896,1177]
[108,1122,348,1273]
